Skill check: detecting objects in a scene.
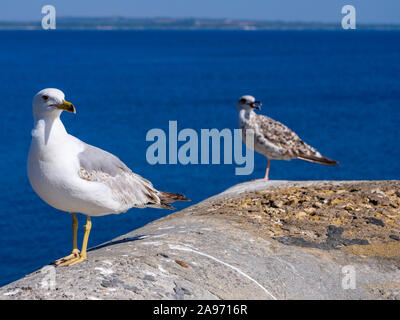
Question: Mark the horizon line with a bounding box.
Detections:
[0,16,399,26]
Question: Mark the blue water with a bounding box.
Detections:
[0,30,399,286]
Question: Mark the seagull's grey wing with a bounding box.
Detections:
[255,114,320,158]
[77,142,163,210]
[78,143,130,176]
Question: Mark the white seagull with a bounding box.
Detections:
[28,88,188,266]
[237,95,338,180]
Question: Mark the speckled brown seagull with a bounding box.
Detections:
[237,95,338,180]
[28,88,189,267]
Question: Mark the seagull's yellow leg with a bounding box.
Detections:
[59,216,91,267]
[54,213,80,265]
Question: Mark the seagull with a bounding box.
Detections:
[237,95,338,180]
[27,88,189,266]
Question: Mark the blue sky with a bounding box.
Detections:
[0,0,399,23]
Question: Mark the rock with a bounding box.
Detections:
[1,180,399,300]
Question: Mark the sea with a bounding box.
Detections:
[0,30,399,286]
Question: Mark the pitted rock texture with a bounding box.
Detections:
[1,180,399,300]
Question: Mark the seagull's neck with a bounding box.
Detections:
[32,115,68,146]
[239,108,254,121]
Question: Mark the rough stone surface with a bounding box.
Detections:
[1,180,399,300]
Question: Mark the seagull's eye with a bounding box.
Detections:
[42,95,49,101]
[239,98,246,103]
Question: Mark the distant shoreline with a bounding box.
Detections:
[1,17,400,31]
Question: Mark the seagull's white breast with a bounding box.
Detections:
[27,118,121,215]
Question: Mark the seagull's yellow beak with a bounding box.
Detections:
[51,100,76,114]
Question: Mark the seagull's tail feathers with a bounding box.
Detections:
[296,153,339,166]
[158,191,190,210]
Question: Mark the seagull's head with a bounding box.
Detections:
[32,88,75,119]
[237,95,262,112]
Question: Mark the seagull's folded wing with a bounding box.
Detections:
[77,142,163,210]
[255,114,321,159]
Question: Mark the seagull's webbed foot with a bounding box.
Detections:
[58,253,87,267]
[54,249,80,266]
